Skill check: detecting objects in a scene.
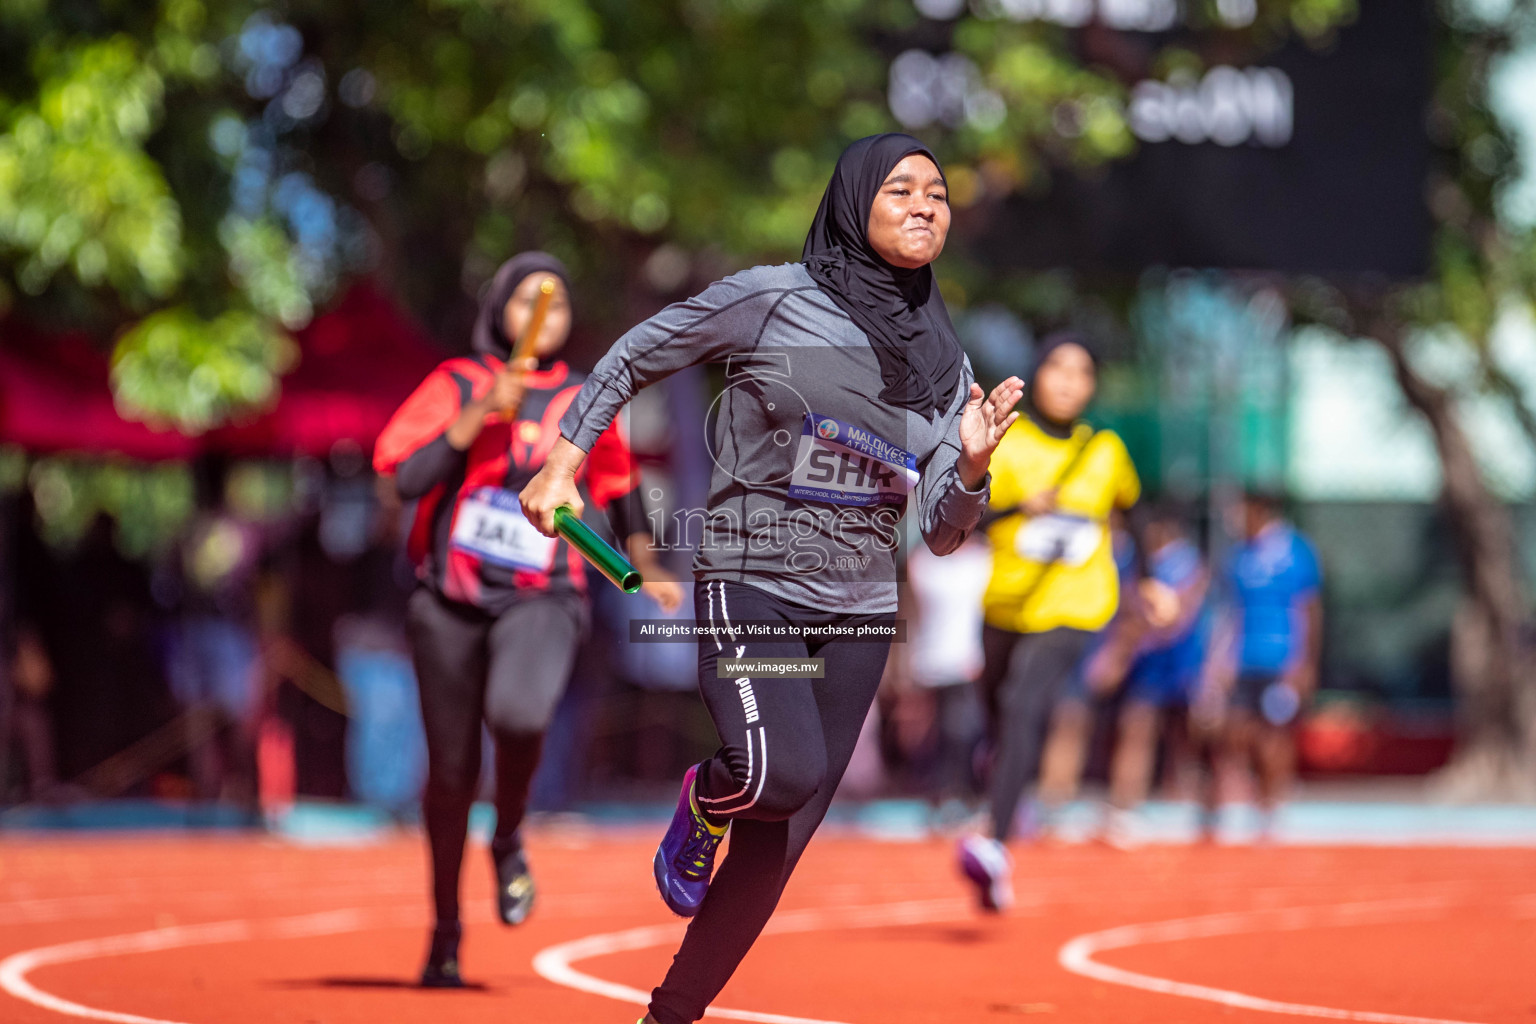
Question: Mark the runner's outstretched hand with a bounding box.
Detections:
[957,376,1024,489]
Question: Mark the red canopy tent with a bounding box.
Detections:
[210,282,446,458]
[0,326,201,461]
[0,283,446,461]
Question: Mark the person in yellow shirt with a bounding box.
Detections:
[957,333,1173,911]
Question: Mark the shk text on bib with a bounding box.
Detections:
[787,413,919,507]
[451,487,558,571]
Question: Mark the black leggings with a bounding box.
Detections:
[405,586,586,927]
[648,580,894,1024]
[977,624,1094,841]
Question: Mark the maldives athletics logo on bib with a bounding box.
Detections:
[788,412,918,507]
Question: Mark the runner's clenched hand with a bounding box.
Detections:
[520,437,585,537]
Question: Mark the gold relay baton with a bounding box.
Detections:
[501,278,557,418]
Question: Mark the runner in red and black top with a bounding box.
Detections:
[373,252,682,988]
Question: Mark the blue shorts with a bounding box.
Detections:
[1233,670,1302,726]
[1123,647,1197,709]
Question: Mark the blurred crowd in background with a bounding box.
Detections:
[1,275,1490,826]
[0,380,1371,840]
[5,0,1536,819]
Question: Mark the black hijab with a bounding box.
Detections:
[802,133,964,418]
[470,251,571,361]
[1025,330,1099,439]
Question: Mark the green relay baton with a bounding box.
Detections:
[553,505,642,594]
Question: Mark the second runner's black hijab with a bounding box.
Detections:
[471,251,571,361]
[1024,330,1099,439]
[802,133,964,418]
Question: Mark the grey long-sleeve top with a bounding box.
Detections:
[560,262,990,614]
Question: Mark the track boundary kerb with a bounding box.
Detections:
[1056,897,1487,1024]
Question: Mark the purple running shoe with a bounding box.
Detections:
[653,763,728,917]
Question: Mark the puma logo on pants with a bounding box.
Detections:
[732,644,761,723]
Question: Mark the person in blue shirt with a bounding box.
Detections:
[1099,505,1211,847]
[1199,489,1323,841]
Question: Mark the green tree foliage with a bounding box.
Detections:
[0,0,288,427]
[25,456,194,556]
[0,36,182,300]
[0,0,1357,431]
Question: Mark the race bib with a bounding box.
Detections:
[451,488,558,572]
[786,413,919,507]
[1014,514,1102,567]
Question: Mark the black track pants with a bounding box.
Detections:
[977,624,1094,841]
[405,586,585,926]
[648,580,894,1024]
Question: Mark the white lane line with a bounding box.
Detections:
[531,897,969,1024]
[0,908,370,1024]
[1057,897,1485,1024]
[1,897,968,1024]
[0,921,247,1024]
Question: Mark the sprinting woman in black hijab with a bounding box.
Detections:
[802,132,966,416]
[375,254,681,987]
[521,134,1023,1024]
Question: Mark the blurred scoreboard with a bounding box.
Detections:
[890,0,1431,277]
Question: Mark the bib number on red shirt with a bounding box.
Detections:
[450,488,558,572]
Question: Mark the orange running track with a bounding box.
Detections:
[1,828,1533,1024]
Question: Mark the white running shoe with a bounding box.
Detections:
[957,835,1014,912]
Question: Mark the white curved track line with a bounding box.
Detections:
[1058,897,1485,1024]
[532,897,968,1024]
[0,909,369,1024]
